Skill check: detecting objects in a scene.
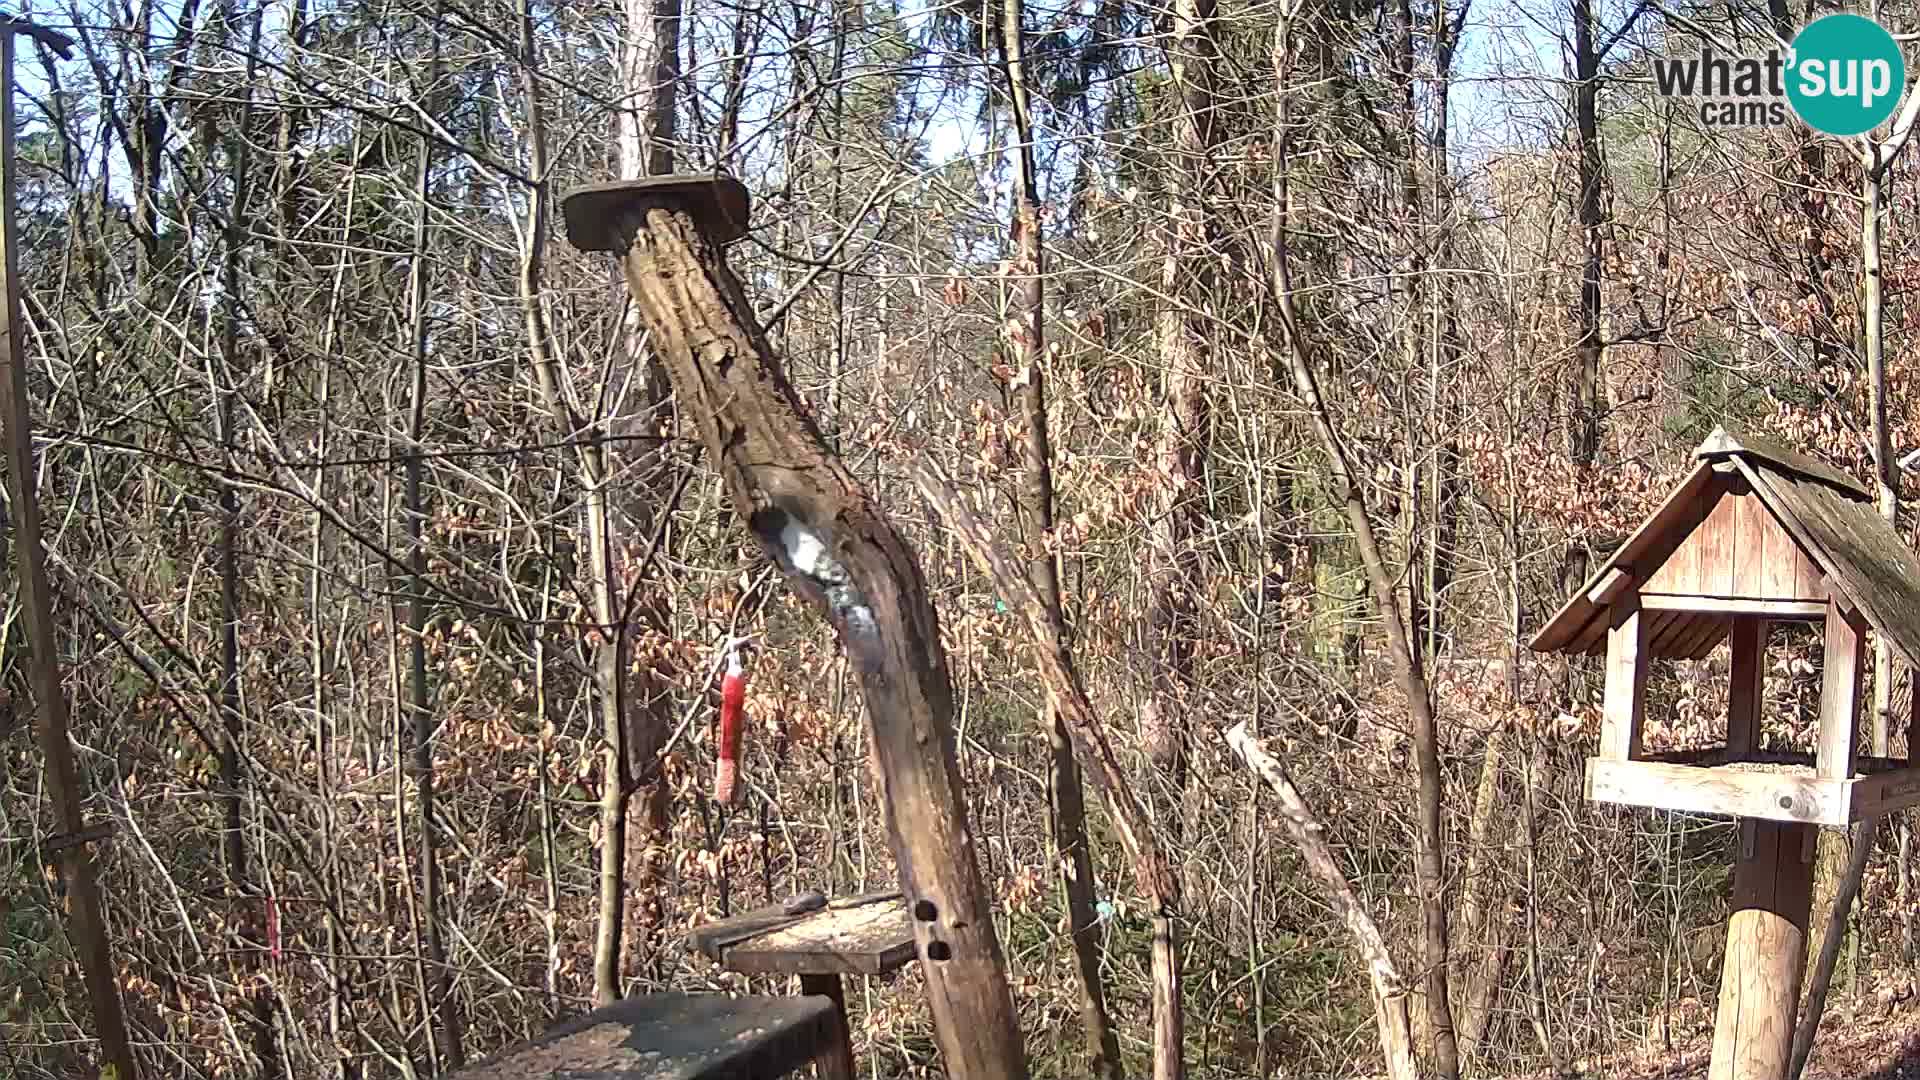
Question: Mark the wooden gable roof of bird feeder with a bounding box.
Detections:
[1530,426,1920,826]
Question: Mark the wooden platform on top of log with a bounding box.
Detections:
[684,891,914,1080]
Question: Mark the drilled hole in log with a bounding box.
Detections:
[913,899,937,922]
[926,941,952,962]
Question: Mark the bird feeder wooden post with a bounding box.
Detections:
[1532,427,1920,1080]
[559,176,1028,1079]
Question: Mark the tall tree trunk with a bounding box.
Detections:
[212,3,279,1068]
[1566,0,1604,594]
[403,37,462,1065]
[995,5,1122,1075]
[1421,0,1467,671]
[1138,0,1225,1068]
[0,28,139,1079]
[312,102,363,1080]
[1865,157,1897,761]
[1269,16,1458,1075]
[596,0,682,999]
[1143,0,1217,822]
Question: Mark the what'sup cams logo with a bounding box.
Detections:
[1652,13,1906,135]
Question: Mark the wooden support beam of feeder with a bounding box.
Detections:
[1709,819,1815,1080]
[1818,599,1867,782]
[1728,618,1766,757]
[450,992,839,1079]
[560,175,1027,1079]
[1600,598,1649,762]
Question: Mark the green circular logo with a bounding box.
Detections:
[1787,14,1906,136]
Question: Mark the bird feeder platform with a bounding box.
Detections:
[1532,426,1920,825]
[1533,426,1920,1080]
[686,891,915,1080]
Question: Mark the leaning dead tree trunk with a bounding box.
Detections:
[561,176,1028,1079]
[0,22,138,1080]
[1225,722,1417,1080]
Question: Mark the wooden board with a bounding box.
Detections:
[450,993,835,1080]
[1600,601,1649,761]
[1847,766,1920,819]
[1643,485,1714,596]
[1816,600,1865,781]
[1641,488,1823,602]
[1727,619,1765,755]
[1644,608,1686,656]
[1584,758,1848,825]
[1639,596,1824,618]
[720,898,915,977]
[1674,613,1730,660]
[1584,758,1920,824]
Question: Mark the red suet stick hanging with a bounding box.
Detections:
[714,643,747,805]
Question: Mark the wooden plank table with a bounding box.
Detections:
[450,992,838,1079]
[689,892,916,1080]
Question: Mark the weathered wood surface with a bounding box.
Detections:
[1559,478,1825,662]
[1727,619,1765,756]
[1635,748,1909,773]
[560,176,1027,1078]
[1847,766,1920,819]
[1642,483,1825,602]
[1736,456,1920,674]
[800,973,856,1080]
[1817,599,1866,782]
[686,893,830,961]
[1535,424,1920,672]
[1709,820,1815,1080]
[1696,425,1872,499]
[1533,461,1716,655]
[1638,596,1823,618]
[1585,757,1920,824]
[1587,759,1842,825]
[450,993,834,1080]
[1599,599,1648,762]
[717,897,915,977]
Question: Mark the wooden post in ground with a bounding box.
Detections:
[1709,819,1816,1080]
[561,176,1028,1079]
[0,18,139,1080]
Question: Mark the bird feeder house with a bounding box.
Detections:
[1532,427,1920,823]
[1533,426,1920,1080]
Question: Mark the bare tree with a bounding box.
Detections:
[1270,8,1456,1075]
[993,0,1123,1072]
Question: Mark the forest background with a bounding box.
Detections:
[3,0,1916,1074]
